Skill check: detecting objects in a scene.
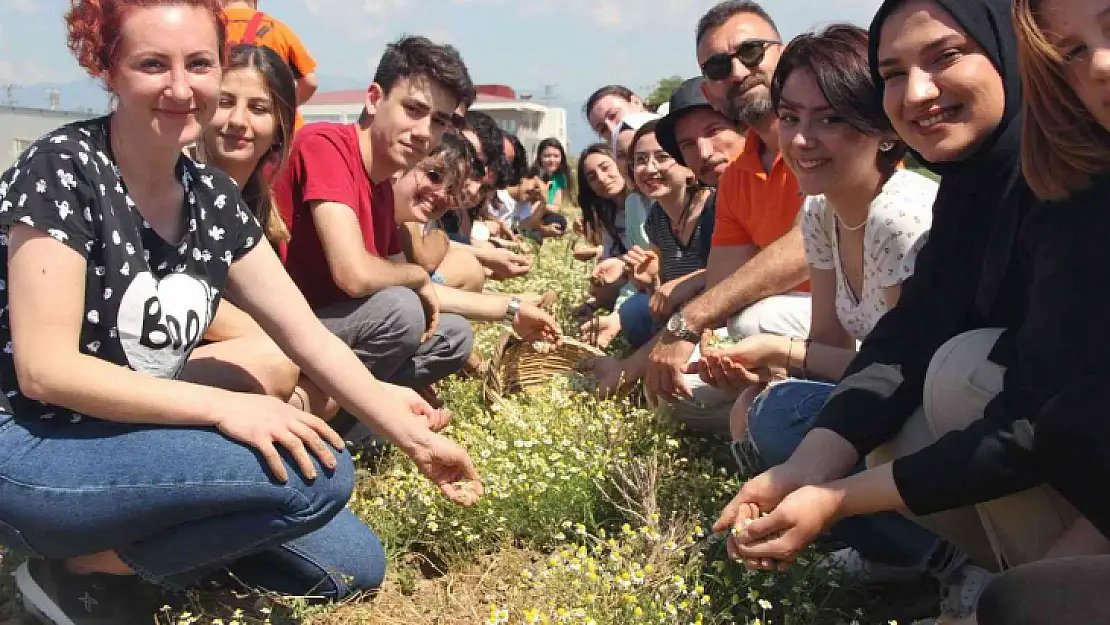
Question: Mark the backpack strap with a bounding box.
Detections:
[238,11,265,45]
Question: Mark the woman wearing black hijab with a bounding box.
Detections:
[713,0,1110,611]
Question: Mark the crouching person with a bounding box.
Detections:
[274,36,478,391]
[395,132,489,294]
[699,23,989,607]
[582,120,716,397]
[196,42,453,423]
[0,3,483,622]
[715,3,1110,623]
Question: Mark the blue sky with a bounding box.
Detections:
[0,0,885,151]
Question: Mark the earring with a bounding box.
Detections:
[879,140,895,152]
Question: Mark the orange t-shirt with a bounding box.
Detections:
[712,128,809,291]
[224,7,317,130]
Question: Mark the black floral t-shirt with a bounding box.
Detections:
[0,116,263,423]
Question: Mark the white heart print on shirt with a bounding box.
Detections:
[116,271,215,379]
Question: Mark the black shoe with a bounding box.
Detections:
[16,559,171,625]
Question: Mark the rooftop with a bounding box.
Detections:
[0,104,100,117]
[306,84,529,107]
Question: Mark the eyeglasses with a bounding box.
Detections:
[700,39,780,81]
[464,151,486,180]
[422,167,444,185]
[631,150,676,170]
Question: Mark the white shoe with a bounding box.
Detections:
[818,547,927,585]
[938,563,996,620]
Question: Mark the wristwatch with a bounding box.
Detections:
[503,296,521,326]
[665,311,700,343]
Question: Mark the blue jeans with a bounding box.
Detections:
[617,293,658,349]
[0,413,385,597]
[747,380,941,568]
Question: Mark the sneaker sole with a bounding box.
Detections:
[14,562,77,625]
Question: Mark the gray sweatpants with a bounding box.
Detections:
[316,286,473,388]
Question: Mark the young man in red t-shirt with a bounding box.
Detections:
[274,35,473,393]
[274,36,561,400]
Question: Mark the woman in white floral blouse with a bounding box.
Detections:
[691,24,983,610]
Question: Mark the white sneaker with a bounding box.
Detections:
[938,563,996,620]
[818,547,927,585]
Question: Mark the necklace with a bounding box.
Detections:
[834,211,868,232]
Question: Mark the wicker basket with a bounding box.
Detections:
[482,333,605,407]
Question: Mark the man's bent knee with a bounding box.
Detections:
[372,287,427,352]
[728,294,812,340]
[434,313,475,368]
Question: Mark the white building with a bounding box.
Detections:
[1,105,99,171]
[300,84,568,163]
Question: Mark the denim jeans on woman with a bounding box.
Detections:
[0,413,385,596]
[617,293,658,349]
[747,379,941,568]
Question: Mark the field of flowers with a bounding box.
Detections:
[0,236,924,625]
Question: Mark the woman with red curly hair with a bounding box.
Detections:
[0,2,483,622]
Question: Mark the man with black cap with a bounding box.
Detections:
[644,1,812,423]
[655,76,747,187]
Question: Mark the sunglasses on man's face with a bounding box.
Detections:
[700,39,780,81]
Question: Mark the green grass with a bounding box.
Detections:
[0,235,936,625]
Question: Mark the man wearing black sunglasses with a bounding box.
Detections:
[644,1,811,422]
[696,0,780,126]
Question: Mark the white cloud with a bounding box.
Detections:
[587,0,624,29]
[0,58,65,84]
[0,0,38,14]
[361,0,410,14]
[0,13,68,83]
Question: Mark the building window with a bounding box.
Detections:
[12,138,32,158]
